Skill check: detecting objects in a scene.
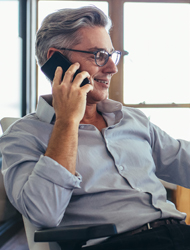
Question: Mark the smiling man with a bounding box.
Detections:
[1,6,190,250]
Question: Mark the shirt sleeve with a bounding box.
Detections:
[0,126,82,228]
[150,122,190,188]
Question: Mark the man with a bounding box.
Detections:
[1,6,190,250]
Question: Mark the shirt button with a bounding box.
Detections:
[136,188,142,192]
[119,166,124,171]
[80,125,85,129]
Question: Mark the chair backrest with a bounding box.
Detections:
[0,117,60,250]
[22,216,54,250]
[0,117,20,132]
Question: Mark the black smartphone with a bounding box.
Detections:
[41,51,90,87]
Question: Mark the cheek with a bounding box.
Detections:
[71,56,100,77]
[80,60,100,75]
[87,68,101,79]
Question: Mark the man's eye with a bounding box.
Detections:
[97,51,107,61]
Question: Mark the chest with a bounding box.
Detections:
[75,121,156,193]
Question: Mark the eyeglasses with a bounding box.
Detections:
[57,47,122,67]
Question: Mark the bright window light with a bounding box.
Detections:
[123,2,190,141]
[0,1,21,135]
[124,2,190,105]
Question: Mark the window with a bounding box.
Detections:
[0,0,22,134]
[122,2,190,140]
[124,2,190,105]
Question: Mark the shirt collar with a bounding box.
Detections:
[36,95,123,124]
[97,98,123,113]
[97,99,123,125]
[36,95,55,124]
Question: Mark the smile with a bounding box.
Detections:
[94,78,109,84]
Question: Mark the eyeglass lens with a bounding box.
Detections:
[95,51,120,66]
[111,52,120,65]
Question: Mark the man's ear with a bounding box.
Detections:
[47,48,60,60]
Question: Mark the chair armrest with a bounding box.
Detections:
[34,223,117,243]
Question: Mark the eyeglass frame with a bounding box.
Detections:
[56,47,122,67]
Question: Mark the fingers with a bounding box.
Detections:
[80,80,93,94]
[53,63,91,89]
[52,66,63,86]
[72,71,90,87]
[63,63,80,85]
[51,63,93,124]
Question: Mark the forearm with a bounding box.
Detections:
[45,119,79,175]
[44,65,92,175]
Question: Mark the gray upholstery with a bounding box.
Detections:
[0,156,18,222]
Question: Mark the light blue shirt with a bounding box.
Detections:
[0,95,189,235]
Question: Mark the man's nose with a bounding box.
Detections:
[103,57,118,74]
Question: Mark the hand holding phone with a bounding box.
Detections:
[41,51,90,87]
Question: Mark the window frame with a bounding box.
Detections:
[108,0,190,109]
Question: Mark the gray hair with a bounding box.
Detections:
[35,6,112,66]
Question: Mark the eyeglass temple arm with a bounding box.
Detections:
[122,50,129,56]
